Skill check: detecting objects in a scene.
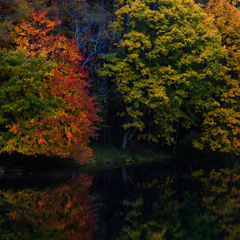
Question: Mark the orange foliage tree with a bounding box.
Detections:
[195,0,240,154]
[0,10,98,162]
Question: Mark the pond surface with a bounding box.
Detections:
[0,160,240,240]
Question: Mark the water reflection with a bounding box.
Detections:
[0,174,98,240]
[117,165,240,240]
[1,163,240,239]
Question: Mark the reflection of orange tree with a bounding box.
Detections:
[0,174,98,240]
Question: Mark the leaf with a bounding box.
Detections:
[0,11,98,162]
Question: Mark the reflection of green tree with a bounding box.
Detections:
[118,164,240,240]
[0,174,98,240]
[118,177,207,240]
[199,165,240,240]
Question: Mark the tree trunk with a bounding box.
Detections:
[113,0,116,21]
[101,0,104,11]
[84,0,87,14]
[58,0,64,33]
[121,127,137,149]
[173,123,179,153]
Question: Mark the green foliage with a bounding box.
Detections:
[0,49,58,154]
[102,0,227,148]
[197,0,240,154]
[0,11,98,162]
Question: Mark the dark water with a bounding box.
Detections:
[0,161,240,240]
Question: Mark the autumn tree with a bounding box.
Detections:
[0,10,98,162]
[194,0,240,155]
[0,0,47,49]
[0,0,118,146]
[102,0,227,150]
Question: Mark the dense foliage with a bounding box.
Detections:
[102,0,227,150]
[200,0,240,154]
[0,11,98,162]
[0,0,240,160]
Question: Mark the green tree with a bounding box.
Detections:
[198,0,240,155]
[102,0,227,150]
[0,49,58,151]
[0,11,98,162]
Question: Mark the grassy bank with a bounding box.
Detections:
[0,138,237,174]
[90,140,171,165]
[0,140,172,172]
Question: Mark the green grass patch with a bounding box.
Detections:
[89,140,171,165]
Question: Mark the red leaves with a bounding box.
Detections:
[11,10,83,69]
[4,10,98,162]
